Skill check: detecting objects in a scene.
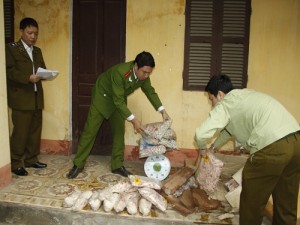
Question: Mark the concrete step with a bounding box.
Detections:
[0,201,223,225]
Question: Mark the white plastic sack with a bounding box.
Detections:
[138,187,167,212]
[139,139,166,158]
[88,191,101,211]
[129,175,162,190]
[114,193,127,213]
[143,120,172,140]
[124,191,140,215]
[103,193,120,212]
[63,190,81,208]
[98,187,113,201]
[139,198,152,216]
[139,119,178,158]
[72,190,93,210]
[110,179,133,193]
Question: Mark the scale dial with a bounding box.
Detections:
[144,154,171,181]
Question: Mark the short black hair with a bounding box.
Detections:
[20,17,39,30]
[134,51,155,68]
[205,74,233,97]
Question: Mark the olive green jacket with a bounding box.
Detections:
[6,39,46,110]
[92,61,163,119]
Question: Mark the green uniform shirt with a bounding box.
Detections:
[92,61,163,120]
[195,89,300,154]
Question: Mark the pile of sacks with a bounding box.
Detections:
[138,119,178,158]
[63,175,167,216]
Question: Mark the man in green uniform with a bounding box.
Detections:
[195,74,300,225]
[67,51,170,178]
[6,18,47,176]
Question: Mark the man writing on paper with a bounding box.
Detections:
[5,17,47,176]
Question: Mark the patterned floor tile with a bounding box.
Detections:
[0,154,273,224]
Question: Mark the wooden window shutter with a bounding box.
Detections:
[3,0,14,44]
[183,0,251,91]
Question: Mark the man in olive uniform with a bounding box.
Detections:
[6,18,47,176]
[67,51,170,178]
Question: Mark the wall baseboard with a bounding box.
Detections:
[40,139,199,167]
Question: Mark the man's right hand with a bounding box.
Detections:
[161,109,171,121]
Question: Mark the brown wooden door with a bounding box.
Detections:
[72,0,126,155]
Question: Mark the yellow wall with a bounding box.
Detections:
[0,2,11,168]
[4,0,300,156]
[126,0,300,149]
[248,0,300,119]
[125,0,211,149]
[13,0,72,141]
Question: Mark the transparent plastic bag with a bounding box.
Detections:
[196,152,224,195]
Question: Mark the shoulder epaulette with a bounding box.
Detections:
[9,42,20,47]
[124,70,131,78]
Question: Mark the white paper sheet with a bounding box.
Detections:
[36,67,59,80]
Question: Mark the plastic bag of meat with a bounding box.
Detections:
[110,179,133,193]
[158,138,178,149]
[139,198,152,216]
[139,119,178,158]
[161,128,177,140]
[129,175,162,190]
[98,187,113,201]
[124,191,140,215]
[72,190,93,210]
[103,193,120,212]
[63,190,81,208]
[196,152,224,195]
[138,187,167,212]
[88,191,101,211]
[139,138,166,158]
[114,192,127,213]
[141,127,177,148]
[143,120,172,140]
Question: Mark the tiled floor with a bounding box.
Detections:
[0,154,272,225]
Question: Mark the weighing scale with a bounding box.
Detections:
[144,154,171,181]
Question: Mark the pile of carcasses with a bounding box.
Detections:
[63,175,167,216]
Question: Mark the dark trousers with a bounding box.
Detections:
[240,131,300,225]
[10,108,42,169]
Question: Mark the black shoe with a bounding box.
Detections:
[112,166,132,177]
[12,167,28,176]
[25,161,47,169]
[67,165,83,179]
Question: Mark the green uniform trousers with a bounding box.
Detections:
[73,103,125,170]
[240,131,300,225]
[10,108,42,169]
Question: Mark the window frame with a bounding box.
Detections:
[3,0,14,44]
[183,0,251,91]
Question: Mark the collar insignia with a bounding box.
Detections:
[9,42,20,47]
[124,70,131,78]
